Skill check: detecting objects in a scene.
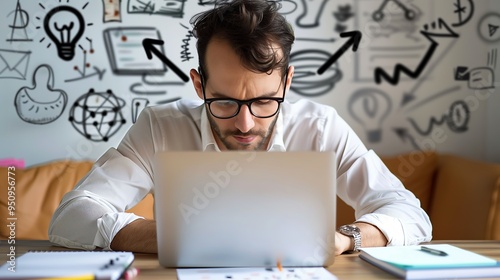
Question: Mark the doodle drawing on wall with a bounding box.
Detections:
[6,0,33,42]
[102,0,122,22]
[0,49,31,80]
[127,0,187,18]
[69,89,127,142]
[39,3,92,61]
[14,64,68,125]
[374,18,459,85]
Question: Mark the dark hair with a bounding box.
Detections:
[191,0,295,79]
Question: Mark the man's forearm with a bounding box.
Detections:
[336,222,388,254]
[110,219,157,253]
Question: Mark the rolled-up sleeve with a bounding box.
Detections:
[336,150,432,246]
[49,107,158,250]
[317,105,432,246]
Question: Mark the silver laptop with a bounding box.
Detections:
[153,151,337,268]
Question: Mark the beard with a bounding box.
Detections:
[207,112,278,151]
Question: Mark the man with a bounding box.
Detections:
[49,0,432,255]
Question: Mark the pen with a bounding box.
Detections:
[420,246,448,256]
[277,259,283,272]
[41,274,94,280]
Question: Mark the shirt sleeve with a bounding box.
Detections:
[322,109,433,246]
[49,108,158,250]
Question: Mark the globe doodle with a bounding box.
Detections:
[69,88,127,142]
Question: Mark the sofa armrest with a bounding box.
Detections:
[430,154,500,240]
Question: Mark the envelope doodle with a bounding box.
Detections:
[0,49,31,80]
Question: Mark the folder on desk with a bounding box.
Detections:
[359,244,500,279]
[0,251,134,279]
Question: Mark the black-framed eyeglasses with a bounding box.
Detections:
[200,67,287,119]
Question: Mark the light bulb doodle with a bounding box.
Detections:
[69,89,127,142]
[43,6,85,61]
[348,88,392,143]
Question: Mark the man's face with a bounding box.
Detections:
[191,38,292,151]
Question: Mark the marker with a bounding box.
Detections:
[277,259,283,272]
[420,246,448,256]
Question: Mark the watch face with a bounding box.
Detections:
[340,224,360,235]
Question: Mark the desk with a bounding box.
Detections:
[2,240,500,279]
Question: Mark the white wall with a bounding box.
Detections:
[0,0,498,167]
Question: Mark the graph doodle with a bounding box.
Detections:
[69,88,127,142]
[131,98,149,123]
[7,0,32,42]
[401,40,458,106]
[374,18,459,85]
[452,0,474,27]
[14,64,68,125]
[372,0,417,22]
[408,100,470,136]
[128,0,186,18]
[65,38,106,83]
[348,88,392,143]
[290,49,342,97]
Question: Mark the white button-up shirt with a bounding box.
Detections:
[49,99,432,250]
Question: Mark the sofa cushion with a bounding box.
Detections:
[336,150,437,227]
[0,160,155,240]
[430,154,500,240]
[382,151,438,212]
[0,160,93,240]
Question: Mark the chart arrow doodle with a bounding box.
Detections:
[317,31,362,75]
[143,38,189,83]
[374,19,459,85]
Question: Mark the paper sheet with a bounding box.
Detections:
[177,267,338,280]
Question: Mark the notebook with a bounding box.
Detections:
[153,151,337,268]
[0,251,134,279]
[359,244,500,279]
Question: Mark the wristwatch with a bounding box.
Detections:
[338,224,362,252]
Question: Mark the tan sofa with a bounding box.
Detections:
[1,151,500,241]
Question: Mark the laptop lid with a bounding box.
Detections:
[153,151,336,268]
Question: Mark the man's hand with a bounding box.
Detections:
[110,219,157,253]
[335,222,388,255]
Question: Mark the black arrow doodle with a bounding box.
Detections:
[143,38,189,83]
[317,31,362,75]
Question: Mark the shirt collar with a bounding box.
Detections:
[200,106,286,152]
